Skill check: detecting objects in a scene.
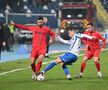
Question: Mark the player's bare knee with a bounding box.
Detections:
[37,58,43,62]
[30,58,35,64]
[38,54,44,62]
[94,57,99,63]
[60,62,64,66]
[82,56,88,63]
[82,59,87,63]
[54,57,62,64]
[94,59,99,64]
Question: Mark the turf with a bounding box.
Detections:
[0,50,108,90]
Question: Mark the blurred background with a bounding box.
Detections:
[0,0,108,62]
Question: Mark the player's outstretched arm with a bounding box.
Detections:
[78,34,93,39]
[57,35,70,44]
[10,21,31,31]
[99,34,106,49]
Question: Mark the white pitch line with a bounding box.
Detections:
[0,48,108,76]
[0,67,30,76]
[0,54,84,76]
[0,61,52,76]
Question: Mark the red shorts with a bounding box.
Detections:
[84,49,100,59]
[30,47,46,58]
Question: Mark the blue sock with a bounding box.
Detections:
[44,62,56,73]
[62,65,69,75]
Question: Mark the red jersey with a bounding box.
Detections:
[82,30,106,50]
[15,23,55,48]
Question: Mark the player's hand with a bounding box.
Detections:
[100,48,105,52]
[92,36,97,39]
[43,17,48,24]
[10,21,15,26]
[56,31,60,36]
[2,42,6,46]
[48,38,53,44]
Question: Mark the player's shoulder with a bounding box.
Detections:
[94,30,101,35]
[30,25,38,28]
[32,25,45,29]
[75,33,82,38]
[26,25,37,30]
[44,26,52,31]
[75,33,81,36]
[94,30,100,33]
[41,25,47,29]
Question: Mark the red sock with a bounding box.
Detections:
[31,63,36,73]
[95,63,100,72]
[35,62,42,74]
[80,62,86,73]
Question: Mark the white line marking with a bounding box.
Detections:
[0,54,84,76]
[0,48,108,76]
[0,67,30,76]
[0,61,52,76]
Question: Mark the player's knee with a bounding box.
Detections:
[30,61,35,64]
[38,59,43,62]
[38,54,44,60]
[94,59,99,64]
[82,58,87,63]
[30,58,35,64]
[54,57,62,64]
[94,57,99,63]
[37,55,44,62]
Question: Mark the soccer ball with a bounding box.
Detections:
[36,74,45,81]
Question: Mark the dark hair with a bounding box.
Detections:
[68,29,75,32]
[87,22,94,26]
[37,16,43,20]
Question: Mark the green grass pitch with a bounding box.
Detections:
[0,50,108,90]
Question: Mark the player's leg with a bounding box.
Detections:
[80,56,88,75]
[36,54,45,74]
[60,52,77,79]
[30,57,36,73]
[45,44,50,58]
[94,57,102,78]
[30,57,37,80]
[36,48,46,74]
[93,49,102,78]
[61,63,72,80]
[76,50,92,78]
[43,57,62,73]
[76,56,88,78]
[30,48,38,79]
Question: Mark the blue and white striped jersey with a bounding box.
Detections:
[57,33,93,56]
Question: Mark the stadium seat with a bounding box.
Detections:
[100,0,108,13]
